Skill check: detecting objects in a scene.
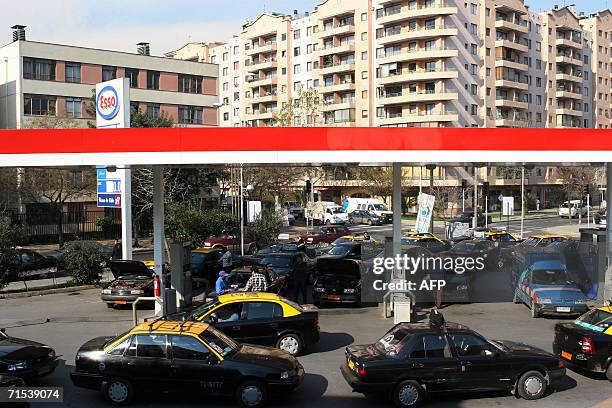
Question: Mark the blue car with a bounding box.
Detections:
[513,255,589,318]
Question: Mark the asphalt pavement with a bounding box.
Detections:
[1,288,611,408]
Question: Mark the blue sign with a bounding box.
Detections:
[97,179,121,194]
[97,166,122,208]
[97,168,107,179]
[98,194,122,208]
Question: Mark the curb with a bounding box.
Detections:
[0,285,98,300]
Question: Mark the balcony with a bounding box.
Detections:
[378,109,459,125]
[377,47,458,64]
[246,76,277,87]
[556,72,582,83]
[377,2,457,24]
[378,68,458,85]
[317,43,355,57]
[245,58,277,72]
[378,88,458,105]
[318,62,356,75]
[246,108,278,121]
[249,93,278,104]
[555,54,581,66]
[555,107,582,117]
[555,88,582,100]
[318,82,356,93]
[320,24,355,39]
[495,77,529,91]
[377,25,457,46]
[494,18,528,33]
[494,97,528,110]
[555,37,582,49]
[495,39,528,53]
[494,117,529,127]
[245,42,277,56]
[494,56,528,71]
[320,101,355,112]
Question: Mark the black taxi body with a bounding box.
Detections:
[70,321,304,407]
[313,257,361,305]
[553,306,612,381]
[0,329,58,380]
[341,322,565,407]
[227,267,288,295]
[101,261,158,307]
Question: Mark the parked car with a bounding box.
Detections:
[451,210,492,227]
[512,251,589,318]
[300,226,351,245]
[498,234,567,270]
[0,374,24,387]
[401,234,449,253]
[594,210,607,226]
[254,242,317,259]
[258,252,314,283]
[172,292,320,356]
[442,239,500,270]
[332,234,379,246]
[70,321,304,407]
[101,260,164,308]
[348,210,383,226]
[0,329,58,380]
[1,248,58,282]
[203,231,258,255]
[226,266,288,295]
[553,306,612,381]
[313,258,361,306]
[559,200,588,218]
[341,317,566,407]
[318,242,362,261]
[191,248,223,283]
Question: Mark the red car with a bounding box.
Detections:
[203,231,258,254]
[300,226,351,245]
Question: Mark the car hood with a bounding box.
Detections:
[230,344,297,371]
[78,336,114,353]
[317,274,360,288]
[529,285,588,300]
[0,336,51,360]
[493,340,554,358]
[109,260,154,279]
[346,344,388,363]
[105,277,153,290]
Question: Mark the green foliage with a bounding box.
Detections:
[62,241,105,285]
[130,109,174,128]
[94,216,114,238]
[0,217,24,287]
[248,211,281,247]
[165,203,236,247]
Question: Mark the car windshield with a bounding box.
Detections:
[374,326,413,357]
[190,299,221,320]
[575,309,612,332]
[260,255,292,268]
[333,238,353,246]
[328,245,353,255]
[200,326,238,357]
[372,204,387,211]
[531,269,575,285]
[192,252,212,265]
[452,241,478,252]
[522,237,539,246]
[102,329,132,348]
[330,207,344,214]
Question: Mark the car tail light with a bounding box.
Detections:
[579,337,595,355]
[357,367,366,376]
[558,360,564,368]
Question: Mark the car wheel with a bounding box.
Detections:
[367,219,373,226]
[530,302,540,318]
[517,370,547,400]
[393,380,424,408]
[276,333,303,356]
[606,363,612,382]
[235,380,267,408]
[103,377,134,406]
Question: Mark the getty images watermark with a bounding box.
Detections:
[371,255,487,292]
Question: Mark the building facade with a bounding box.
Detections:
[0,30,219,130]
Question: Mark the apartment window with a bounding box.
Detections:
[146,103,160,118]
[233,45,239,55]
[125,68,139,88]
[470,64,477,75]
[294,47,301,56]
[65,97,81,118]
[294,64,301,74]
[179,74,202,93]
[362,71,368,79]
[471,84,477,95]
[222,67,229,76]
[361,51,368,60]
[485,7,490,16]
[536,59,541,70]
[362,90,368,99]
[146,71,160,90]
[294,29,300,40]
[282,68,287,75]
[234,61,239,70]
[361,32,368,41]
[223,52,228,61]
[210,56,216,64]
[102,66,116,82]
[294,82,301,92]
[130,101,140,113]
[23,58,55,81]
[223,112,229,121]
[535,42,541,52]
[234,107,239,117]
[362,110,368,118]
[307,44,313,54]
[536,95,542,105]
[223,82,229,91]
[486,47,490,56]
[178,105,203,124]
[486,28,490,37]
[65,62,81,83]
[584,55,589,64]
[307,62,313,72]
[470,3,477,14]
[471,24,477,35]
[23,94,56,116]
[536,77,541,87]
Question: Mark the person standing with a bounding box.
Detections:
[111,240,122,260]
[220,248,233,272]
[244,266,268,292]
[215,271,233,296]
[292,255,309,304]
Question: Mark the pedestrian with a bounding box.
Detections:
[215,271,234,296]
[536,198,541,211]
[292,255,309,304]
[220,247,233,272]
[111,240,122,260]
[244,266,268,292]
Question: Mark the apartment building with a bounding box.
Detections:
[0,27,219,130]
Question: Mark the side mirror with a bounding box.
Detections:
[483,349,497,358]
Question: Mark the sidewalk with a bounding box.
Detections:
[0,270,114,295]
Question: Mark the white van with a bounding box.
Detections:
[344,198,393,223]
[558,200,587,218]
[309,201,349,225]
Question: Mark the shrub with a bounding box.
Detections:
[165,203,236,247]
[0,217,24,287]
[94,216,115,238]
[62,241,105,285]
[248,211,281,247]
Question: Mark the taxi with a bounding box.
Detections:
[521,234,567,248]
[478,230,519,242]
[175,292,320,356]
[332,234,380,245]
[554,306,612,381]
[71,321,304,407]
[401,232,449,253]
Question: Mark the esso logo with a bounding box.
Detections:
[96,86,120,120]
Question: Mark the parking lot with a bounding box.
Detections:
[1,287,610,408]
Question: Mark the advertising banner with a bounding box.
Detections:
[414,193,435,233]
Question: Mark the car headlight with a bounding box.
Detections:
[8,362,27,371]
[280,369,296,379]
[573,300,586,304]
[344,288,356,294]
[539,298,553,304]
[314,287,325,293]
[48,350,55,359]
[102,289,111,294]
[130,290,144,295]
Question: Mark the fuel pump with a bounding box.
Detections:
[170,242,192,309]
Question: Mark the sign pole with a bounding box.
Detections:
[121,167,132,260]
[153,166,165,316]
[485,196,488,229]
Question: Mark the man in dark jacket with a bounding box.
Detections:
[292,255,309,304]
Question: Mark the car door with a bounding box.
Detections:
[208,303,245,341]
[238,301,283,346]
[516,269,531,305]
[448,332,514,391]
[404,334,461,391]
[122,334,172,391]
[168,334,228,395]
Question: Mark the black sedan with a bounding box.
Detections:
[341,318,565,407]
[227,267,288,295]
[1,248,58,281]
[313,258,361,306]
[0,329,58,380]
[553,306,612,381]
[101,261,159,308]
[71,321,304,407]
[258,252,314,283]
[348,210,382,226]
[451,211,492,227]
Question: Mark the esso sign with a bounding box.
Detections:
[96,86,120,120]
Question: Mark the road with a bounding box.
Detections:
[1,289,610,408]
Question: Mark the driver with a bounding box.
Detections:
[217,304,240,322]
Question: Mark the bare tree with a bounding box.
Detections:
[243,166,308,206]
[0,169,18,212]
[359,167,396,202]
[274,88,323,127]
[557,166,598,224]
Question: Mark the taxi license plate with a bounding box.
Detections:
[114,300,127,305]
[38,366,51,376]
[327,295,341,301]
[561,351,572,361]
[556,307,571,313]
[348,359,355,370]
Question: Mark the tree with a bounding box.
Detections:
[165,202,236,247]
[557,166,598,224]
[243,166,307,206]
[248,211,281,248]
[0,169,18,212]
[0,216,24,288]
[359,167,396,203]
[62,241,105,285]
[274,88,323,127]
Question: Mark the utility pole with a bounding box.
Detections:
[472,166,478,230]
[426,164,436,233]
